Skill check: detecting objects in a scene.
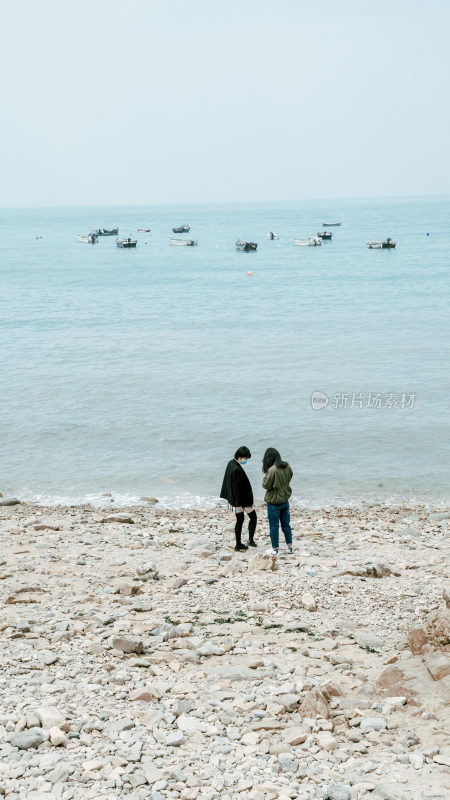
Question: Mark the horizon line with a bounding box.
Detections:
[1,192,450,211]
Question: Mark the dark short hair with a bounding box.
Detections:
[234,445,251,460]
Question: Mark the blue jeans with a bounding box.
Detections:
[267,500,293,549]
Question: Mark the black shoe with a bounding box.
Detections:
[234,543,248,551]
[248,539,257,547]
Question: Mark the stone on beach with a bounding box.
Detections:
[48,726,67,746]
[248,551,277,571]
[354,631,385,651]
[11,729,44,749]
[136,560,159,580]
[35,706,66,729]
[112,636,144,654]
[301,592,317,611]
[299,688,329,718]
[129,684,162,701]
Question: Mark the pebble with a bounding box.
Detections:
[10,729,44,749]
[302,592,318,611]
[359,717,388,732]
[323,783,351,800]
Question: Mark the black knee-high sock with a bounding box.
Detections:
[247,509,257,541]
[234,512,244,545]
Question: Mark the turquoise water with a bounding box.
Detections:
[1,197,449,507]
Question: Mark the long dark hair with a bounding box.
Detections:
[262,447,284,473]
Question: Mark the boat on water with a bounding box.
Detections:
[322,222,341,227]
[367,238,396,249]
[236,240,257,251]
[116,237,137,248]
[172,224,190,233]
[317,231,332,240]
[137,228,151,233]
[96,227,119,236]
[77,233,98,244]
[266,232,279,240]
[169,238,198,246]
[293,237,322,246]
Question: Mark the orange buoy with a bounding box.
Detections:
[248,271,253,276]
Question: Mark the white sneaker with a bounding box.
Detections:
[265,548,278,556]
[286,546,294,554]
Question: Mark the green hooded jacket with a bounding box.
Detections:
[262,461,293,504]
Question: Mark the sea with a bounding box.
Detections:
[1,196,449,509]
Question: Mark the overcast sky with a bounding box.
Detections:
[1,0,449,207]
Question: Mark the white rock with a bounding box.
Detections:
[48,726,67,747]
[301,592,317,612]
[282,726,308,746]
[248,552,277,571]
[166,730,185,746]
[359,717,387,732]
[433,753,450,767]
[177,714,206,732]
[409,753,424,769]
[317,731,337,751]
[141,761,164,784]
[82,758,103,771]
[35,706,65,729]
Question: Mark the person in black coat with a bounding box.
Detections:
[220,446,257,551]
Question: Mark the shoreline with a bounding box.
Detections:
[2,492,450,513]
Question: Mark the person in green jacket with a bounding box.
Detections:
[262,447,293,555]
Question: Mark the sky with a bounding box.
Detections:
[1,0,449,207]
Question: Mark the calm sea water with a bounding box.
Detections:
[1,197,449,508]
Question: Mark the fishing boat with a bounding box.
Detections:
[236,240,257,251]
[317,231,332,240]
[97,227,119,236]
[293,237,322,246]
[77,233,98,244]
[367,238,396,250]
[322,222,341,227]
[116,237,137,248]
[169,238,198,246]
[137,228,151,232]
[266,232,279,240]
[172,224,190,233]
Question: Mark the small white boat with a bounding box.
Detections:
[96,227,118,236]
[137,228,151,233]
[322,222,341,227]
[317,231,332,240]
[367,238,396,249]
[116,237,137,248]
[236,240,257,251]
[266,232,279,240]
[77,233,98,244]
[172,224,190,233]
[293,237,322,246]
[169,238,198,246]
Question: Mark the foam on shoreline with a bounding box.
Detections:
[4,488,450,513]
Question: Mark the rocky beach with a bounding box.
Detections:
[0,499,449,800]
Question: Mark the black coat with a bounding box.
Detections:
[220,459,254,508]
